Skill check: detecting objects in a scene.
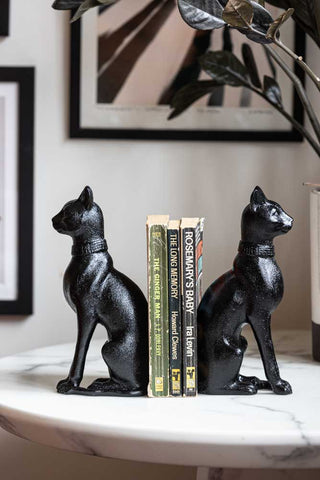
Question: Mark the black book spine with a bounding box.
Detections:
[168,227,182,396]
[181,227,197,396]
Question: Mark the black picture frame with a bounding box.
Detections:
[70,12,305,142]
[0,67,34,315]
[0,0,10,37]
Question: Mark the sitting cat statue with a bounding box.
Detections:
[198,186,293,395]
[52,186,148,396]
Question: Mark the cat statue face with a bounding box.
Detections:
[242,186,293,241]
[52,186,104,238]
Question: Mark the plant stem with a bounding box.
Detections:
[272,107,320,156]
[245,25,320,91]
[265,45,320,144]
[273,39,320,92]
[249,84,320,157]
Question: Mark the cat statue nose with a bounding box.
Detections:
[52,213,64,232]
[52,214,60,227]
[282,217,293,233]
[282,212,293,228]
[286,216,294,228]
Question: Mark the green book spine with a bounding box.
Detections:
[147,223,169,397]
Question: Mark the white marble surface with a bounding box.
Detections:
[0,330,319,469]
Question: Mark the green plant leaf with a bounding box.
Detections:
[266,8,294,39]
[263,75,283,105]
[200,50,249,86]
[222,0,254,27]
[71,0,115,22]
[168,80,223,119]
[242,43,262,87]
[177,0,226,31]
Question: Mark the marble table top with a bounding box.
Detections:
[0,330,319,469]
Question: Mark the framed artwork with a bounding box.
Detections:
[70,2,305,141]
[0,0,10,37]
[0,67,34,315]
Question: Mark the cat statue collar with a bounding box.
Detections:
[238,241,275,258]
[72,239,108,257]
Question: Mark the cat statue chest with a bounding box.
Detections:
[63,250,112,312]
[234,248,284,313]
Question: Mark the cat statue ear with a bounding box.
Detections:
[79,186,94,210]
[250,186,266,211]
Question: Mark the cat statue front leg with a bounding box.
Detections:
[250,315,292,395]
[57,308,97,394]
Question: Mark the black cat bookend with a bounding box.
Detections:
[198,186,293,395]
[52,186,148,396]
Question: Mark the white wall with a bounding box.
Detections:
[0,1,320,478]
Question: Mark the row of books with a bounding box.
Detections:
[146,215,204,397]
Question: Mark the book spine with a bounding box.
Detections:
[147,224,169,397]
[168,228,182,396]
[181,227,197,396]
[196,220,204,307]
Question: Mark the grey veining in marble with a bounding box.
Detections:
[0,330,320,468]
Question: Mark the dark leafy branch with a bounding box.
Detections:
[168,80,224,120]
[200,50,249,85]
[263,75,282,105]
[52,0,116,21]
[222,0,254,28]
[265,7,294,39]
[51,0,320,50]
[51,0,320,157]
[266,0,320,47]
[174,0,320,157]
[242,43,262,87]
[264,44,320,143]
[168,49,320,157]
[178,0,320,90]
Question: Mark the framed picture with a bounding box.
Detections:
[70,2,305,141]
[0,67,34,315]
[0,0,10,37]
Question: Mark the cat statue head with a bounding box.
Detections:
[241,186,293,242]
[52,186,104,240]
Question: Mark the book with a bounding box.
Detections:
[146,215,170,397]
[196,218,205,307]
[167,220,182,396]
[180,218,199,397]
